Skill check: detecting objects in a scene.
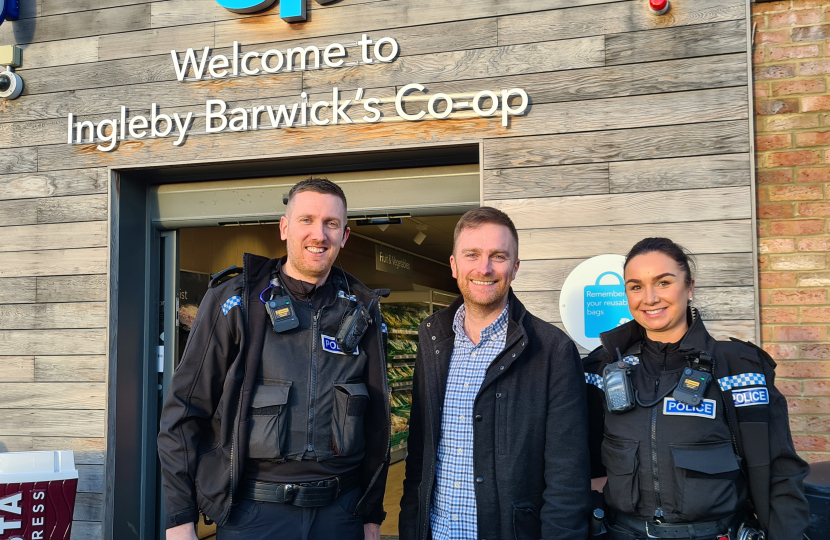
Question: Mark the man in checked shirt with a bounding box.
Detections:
[399,207,590,540]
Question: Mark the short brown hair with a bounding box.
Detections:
[287,177,348,214]
[453,206,519,257]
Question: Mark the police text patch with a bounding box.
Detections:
[732,387,769,407]
[663,397,716,419]
[321,334,358,355]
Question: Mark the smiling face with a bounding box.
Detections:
[450,223,520,313]
[624,251,694,343]
[280,191,349,284]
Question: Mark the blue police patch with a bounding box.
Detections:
[622,355,640,366]
[732,387,770,407]
[221,296,241,315]
[321,334,358,355]
[381,323,388,334]
[585,373,604,391]
[338,290,358,302]
[663,397,716,419]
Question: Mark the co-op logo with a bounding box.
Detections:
[218,0,331,22]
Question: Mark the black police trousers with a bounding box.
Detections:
[216,486,364,540]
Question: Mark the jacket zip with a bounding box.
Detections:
[650,389,663,521]
[308,310,320,452]
[229,268,251,515]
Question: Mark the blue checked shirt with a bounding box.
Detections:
[430,303,509,540]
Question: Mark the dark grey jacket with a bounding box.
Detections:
[399,291,591,540]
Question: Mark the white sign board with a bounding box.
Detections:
[559,254,632,351]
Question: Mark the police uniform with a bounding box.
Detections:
[584,308,809,540]
[158,254,390,539]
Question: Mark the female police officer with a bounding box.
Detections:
[584,238,809,540]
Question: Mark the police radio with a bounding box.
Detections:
[603,348,636,413]
[335,299,374,354]
[672,353,713,407]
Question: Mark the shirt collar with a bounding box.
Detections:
[452,302,510,343]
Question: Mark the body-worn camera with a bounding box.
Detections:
[335,300,373,354]
[672,353,713,407]
[603,355,636,413]
[265,294,299,333]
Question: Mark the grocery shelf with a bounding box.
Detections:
[388,328,418,335]
[390,354,417,360]
[390,381,413,389]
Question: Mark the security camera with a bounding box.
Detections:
[0,67,23,100]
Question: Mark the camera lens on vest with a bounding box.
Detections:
[684,368,692,375]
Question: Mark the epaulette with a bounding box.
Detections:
[209,265,242,288]
[729,337,776,368]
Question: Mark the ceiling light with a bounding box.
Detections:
[355,217,403,226]
[413,231,426,245]
[377,224,389,232]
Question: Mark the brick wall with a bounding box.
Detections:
[753,0,830,463]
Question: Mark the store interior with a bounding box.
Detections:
[179,215,462,538]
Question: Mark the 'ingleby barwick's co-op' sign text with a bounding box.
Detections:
[67,35,530,152]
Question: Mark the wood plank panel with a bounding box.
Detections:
[512,253,755,292]
[0,199,38,226]
[485,120,749,169]
[15,37,99,70]
[32,437,106,464]
[606,19,746,65]
[0,169,107,201]
[37,195,108,224]
[37,275,109,303]
[693,286,755,320]
[492,186,752,229]
[35,356,107,382]
[302,37,605,92]
[97,22,215,62]
[514,290,560,323]
[498,0,745,46]
[609,154,751,193]
[0,278,37,303]
[0,409,105,437]
[0,249,108,278]
[483,164,609,200]
[213,0,614,48]
[42,0,151,16]
[0,357,35,382]
[0,302,107,329]
[70,520,103,540]
[0,329,107,355]
[706,320,755,343]
[73,493,104,521]
[0,222,107,252]
[77,464,105,493]
[0,148,38,174]
[518,220,752,260]
[0,4,150,45]
[0,383,106,409]
[0,436,34,452]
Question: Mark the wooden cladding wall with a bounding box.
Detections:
[0,0,753,537]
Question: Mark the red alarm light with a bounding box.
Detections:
[649,0,669,15]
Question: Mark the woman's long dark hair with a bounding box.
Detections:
[623,237,696,287]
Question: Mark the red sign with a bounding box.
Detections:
[0,481,78,540]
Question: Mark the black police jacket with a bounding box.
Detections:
[584,309,810,540]
[157,254,391,529]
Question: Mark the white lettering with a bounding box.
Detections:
[373,37,399,62]
[0,517,21,535]
[0,493,22,515]
[428,93,452,119]
[473,90,499,117]
[251,105,266,129]
[266,103,299,128]
[206,99,228,133]
[151,103,174,138]
[32,504,44,513]
[75,120,94,143]
[310,101,330,126]
[129,115,149,139]
[170,47,211,82]
[172,112,194,146]
[363,97,381,123]
[501,88,529,127]
[331,88,352,124]
[357,34,374,63]
[286,46,320,71]
[32,517,44,526]
[323,43,346,68]
[96,118,118,152]
[241,51,260,75]
[228,107,248,131]
[32,531,43,539]
[261,49,284,73]
[208,54,231,78]
[32,492,44,501]
[395,83,426,121]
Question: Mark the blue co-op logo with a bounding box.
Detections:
[217,0,333,21]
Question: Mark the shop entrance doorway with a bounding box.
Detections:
[132,157,480,539]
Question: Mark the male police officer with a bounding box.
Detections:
[158,178,389,540]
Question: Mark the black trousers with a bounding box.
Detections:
[217,486,364,540]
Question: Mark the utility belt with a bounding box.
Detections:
[600,512,765,540]
[238,470,359,507]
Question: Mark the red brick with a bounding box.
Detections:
[762,323,773,341]
[805,453,830,464]
[792,434,830,450]
[765,343,800,360]
[798,236,830,251]
[769,184,824,200]
[791,415,807,433]
[767,150,821,167]
[766,114,820,130]
[774,325,828,341]
[771,9,823,28]
[802,344,830,359]
[799,59,830,75]
[769,289,828,304]
[769,219,824,235]
[795,0,830,8]
[755,65,798,81]
[757,29,791,45]
[761,307,799,322]
[797,167,830,182]
[758,203,794,219]
[758,187,770,203]
[787,397,830,414]
[756,98,799,115]
[770,44,821,60]
[757,133,792,151]
[776,379,803,396]
[805,381,830,396]
[772,78,826,96]
[752,1,789,13]
[803,307,830,322]
[806,416,830,433]
[798,202,830,216]
[754,48,766,65]
[799,272,830,286]
[793,24,830,42]
[778,361,830,377]
[796,131,830,146]
[758,169,793,185]
[770,253,826,270]
[802,95,830,112]
[760,272,798,288]
[758,220,770,237]
[760,238,796,254]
